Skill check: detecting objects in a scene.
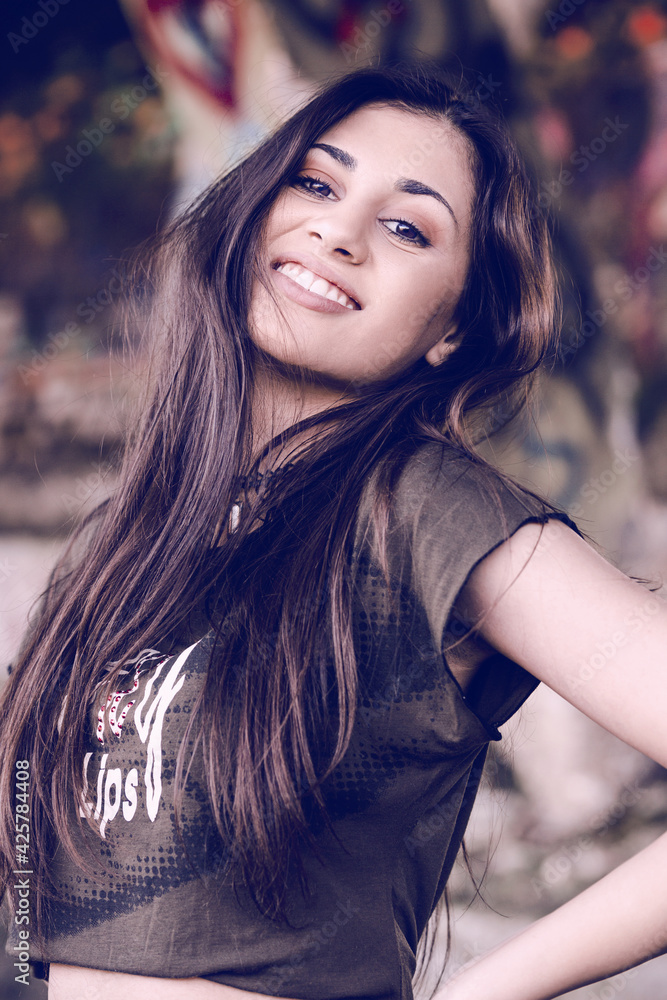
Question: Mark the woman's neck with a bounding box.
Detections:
[248,366,352,469]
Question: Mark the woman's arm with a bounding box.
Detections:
[436,519,667,1000]
[438,828,667,999]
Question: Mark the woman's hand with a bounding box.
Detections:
[431,822,667,999]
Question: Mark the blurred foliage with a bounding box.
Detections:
[0,2,176,353]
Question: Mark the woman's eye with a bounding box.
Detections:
[384,218,431,248]
[291,174,335,199]
[289,176,431,248]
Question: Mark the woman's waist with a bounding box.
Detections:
[48,965,299,1000]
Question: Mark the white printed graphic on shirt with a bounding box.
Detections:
[80,640,201,837]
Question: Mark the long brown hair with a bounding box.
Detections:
[0,61,559,989]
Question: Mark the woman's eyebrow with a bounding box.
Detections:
[312,142,357,170]
[310,142,458,228]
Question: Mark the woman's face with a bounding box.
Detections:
[249,104,476,386]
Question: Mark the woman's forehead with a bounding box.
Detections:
[313,103,476,173]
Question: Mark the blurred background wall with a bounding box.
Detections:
[2,0,667,996]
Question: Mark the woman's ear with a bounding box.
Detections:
[424,323,462,367]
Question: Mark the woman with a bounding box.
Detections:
[1,62,666,1000]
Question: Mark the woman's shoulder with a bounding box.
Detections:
[354,437,581,591]
[391,437,556,527]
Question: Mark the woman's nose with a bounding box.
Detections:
[307,206,368,262]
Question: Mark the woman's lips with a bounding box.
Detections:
[271,263,358,315]
[270,253,362,311]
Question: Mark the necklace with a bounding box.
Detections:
[228,462,295,535]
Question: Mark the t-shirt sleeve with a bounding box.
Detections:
[388,442,583,733]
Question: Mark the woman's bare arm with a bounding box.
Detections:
[435,519,667,1000]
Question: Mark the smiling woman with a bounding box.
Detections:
[249,105,474,388]
[2,62,667,1000]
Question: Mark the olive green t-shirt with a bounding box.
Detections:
[8,442,580,999]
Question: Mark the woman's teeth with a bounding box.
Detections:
[275,262,356,309]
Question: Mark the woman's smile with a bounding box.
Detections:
[271,252,363,313]
[249,103,475,386]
